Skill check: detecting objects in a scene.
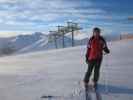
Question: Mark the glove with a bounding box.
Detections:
[85,54,89,64]
[86,59,89,64]
[104,47,110,54]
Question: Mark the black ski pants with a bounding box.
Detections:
[84,58,102,83]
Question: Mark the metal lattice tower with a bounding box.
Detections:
[49,21,82,48]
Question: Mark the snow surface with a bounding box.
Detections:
[0,39,133,100]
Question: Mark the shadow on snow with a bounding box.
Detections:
[98,84,133,94]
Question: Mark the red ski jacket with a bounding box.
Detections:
[86,36,109,61]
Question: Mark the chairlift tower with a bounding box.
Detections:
[49,21,82,49]
[49,31,59,49]
[57,25,66,48]
[67,21,82,47]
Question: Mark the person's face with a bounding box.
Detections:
[93,30,100,37]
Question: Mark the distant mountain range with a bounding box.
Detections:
[0,32,132,56]
[0,32,88,55]
[16,32,90,54]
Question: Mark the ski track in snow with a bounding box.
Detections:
[0,39,133,100]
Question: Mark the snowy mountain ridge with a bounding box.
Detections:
[0,32,89,55]
[0,32,132,56]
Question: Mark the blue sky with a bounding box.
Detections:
[0,0,132,37]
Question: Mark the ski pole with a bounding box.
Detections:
[105,54,109,94]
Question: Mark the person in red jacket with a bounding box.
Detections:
[84,27,110,87]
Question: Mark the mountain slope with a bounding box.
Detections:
[0,32,89,55]
[10,33,48,50]
[16,33,88,54]
[0,32,131,55]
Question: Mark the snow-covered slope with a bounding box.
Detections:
[10,33,48,50]
[17,34,88,54]
[0,32,88,55]
[16,34,49,54]
[0,33,49,56]
[0,39,133,100]
[0,32,124,56]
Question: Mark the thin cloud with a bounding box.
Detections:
[0,0,106,25]
[0,0,132,36]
